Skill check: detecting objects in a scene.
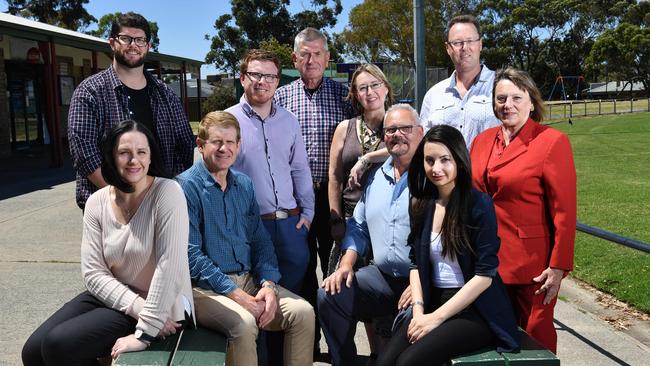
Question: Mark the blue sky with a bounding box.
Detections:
[1,0,362,77]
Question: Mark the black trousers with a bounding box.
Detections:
[375,288,497,366]
[300,182,333,344]
[22,291,136,366]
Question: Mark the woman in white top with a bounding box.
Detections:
[23,120,194,365]
[376,125,519,366]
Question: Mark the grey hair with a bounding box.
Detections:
[384,103,420,125]
[294,27,329,52]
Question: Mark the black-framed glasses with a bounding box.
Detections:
[245,72,279,83]
[446,38,480,49]
[115,34,149,47]
[383,124,420,136]
[356,81,384,94]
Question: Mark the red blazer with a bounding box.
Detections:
[470,119,576,284]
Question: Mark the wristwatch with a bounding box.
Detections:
[262,282,279,296]
[134,329,156,346]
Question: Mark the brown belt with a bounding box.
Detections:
[261,207,301,220]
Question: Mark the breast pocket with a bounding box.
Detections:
[431,102,455,127]
[470,97,493,122]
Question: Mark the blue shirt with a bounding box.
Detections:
[419,65,500,147]
[274,77,355,182]
[176,160,281,295]
[226,96,315,222]
[342,157,412,278]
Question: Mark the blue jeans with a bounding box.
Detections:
[262,215,309,294]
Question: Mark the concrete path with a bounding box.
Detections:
[1,169,649,365]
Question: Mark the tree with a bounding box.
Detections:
[202,84,238,116]
[87,12,161,52]
[205,0,342,76]
[586,2,650,97]
[5,0,96,31]
[338,0,447,67]
[259,37,293,68]
[477,0,634,96]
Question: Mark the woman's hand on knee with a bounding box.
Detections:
[111,334,148,359]
[407,313,442,344]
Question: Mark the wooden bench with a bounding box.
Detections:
[451,329,559,365]
[113,327,227,366]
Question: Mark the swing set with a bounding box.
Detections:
[547,75,586,101]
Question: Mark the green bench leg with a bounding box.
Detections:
[170,327,228,366]
[113,333,180,366]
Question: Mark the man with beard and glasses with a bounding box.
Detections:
[68,12,194,210]
[318,104,424,365]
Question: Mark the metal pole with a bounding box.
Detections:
[413,0,426,111]
[577,222,650,254]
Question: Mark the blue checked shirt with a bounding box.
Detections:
[68,66,195,208]
[274,77,354,182]
[176,160,281,295]
[419,65,500,147]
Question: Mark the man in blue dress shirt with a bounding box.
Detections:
[317,104,424,365]
[176,111,314,366]
[226,49,314,295]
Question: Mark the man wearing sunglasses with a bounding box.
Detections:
[419,14,500,147]
[68,12,194,210]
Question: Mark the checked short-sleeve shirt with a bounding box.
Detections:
[68,66,195,209]
[274,77,354,182]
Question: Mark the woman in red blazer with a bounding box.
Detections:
[470,67,576,353]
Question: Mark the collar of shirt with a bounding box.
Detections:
[239,95,277,119]
[196,159,239,191]
[296,76,329,95]
[107,65,162,95]
[445,64,490,94]
[379,156,410,199]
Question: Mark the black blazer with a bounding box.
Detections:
[410,189,520,352]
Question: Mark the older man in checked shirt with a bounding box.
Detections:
[274,29,354,336]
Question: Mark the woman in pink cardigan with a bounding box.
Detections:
[23,120,194,365]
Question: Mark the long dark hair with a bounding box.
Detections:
[100,120,169,193]
[407,125,474,259]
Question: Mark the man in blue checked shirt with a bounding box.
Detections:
[68,12,194,210]
[176,111,314,366]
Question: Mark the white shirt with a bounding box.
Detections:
[429,232,465,288]
[419,65,501,147]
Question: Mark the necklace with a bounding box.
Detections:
[359,115,382,156]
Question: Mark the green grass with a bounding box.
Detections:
[550,112,650,313]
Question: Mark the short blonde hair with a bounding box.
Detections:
[347,63,394,114]
[198,111,241,141]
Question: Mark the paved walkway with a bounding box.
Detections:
[1,163,649,365]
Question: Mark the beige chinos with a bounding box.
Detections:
[193,273,314,366]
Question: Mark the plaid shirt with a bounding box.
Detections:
[274,77,354,182]
[68,66,195,208]
[176,161,281,295]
